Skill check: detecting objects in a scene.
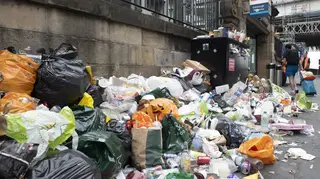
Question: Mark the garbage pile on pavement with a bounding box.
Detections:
[0,43,318,179]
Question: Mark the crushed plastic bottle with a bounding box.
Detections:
[180,142,192,172]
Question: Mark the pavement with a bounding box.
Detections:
[259,77,320,179]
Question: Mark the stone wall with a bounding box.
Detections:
[0,0,200,77]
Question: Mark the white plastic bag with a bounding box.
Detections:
[146,76,184,97]
[4,106,76,159]
[195,128,221,140]
[179,89,200,101]
[202,138,222,158]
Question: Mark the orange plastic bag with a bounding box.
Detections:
[238,135,276,164]
[141,98,179,121]
[0,92,37,114]
[0,50,39,95]
[132,111,153,128]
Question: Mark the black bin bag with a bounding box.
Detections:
[0,140,38,179]
[28,150,101,179]
[33,43,90,107]
[215,115,245,148]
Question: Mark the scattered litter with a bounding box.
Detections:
[274,150,283,155]
[288,142,298,147]
[281,159,288,163]
[301,154,316,161]
[269,171,275,174]
[310,164,314,169]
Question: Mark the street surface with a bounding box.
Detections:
[260,77,320,179]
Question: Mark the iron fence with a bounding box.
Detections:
[117,0,221,32]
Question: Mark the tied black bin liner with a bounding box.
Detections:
[215,115,245,148]
[33,43,89,107]
[77,131,127,179]
[28,150,101,179]
[72,106,107,135]
[0,140,38,179]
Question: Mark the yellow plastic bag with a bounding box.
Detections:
[141,98,179,121]
[78,92,94,108]
[238,135,276,164]
[0,92,37,114]
[0,50,39,95]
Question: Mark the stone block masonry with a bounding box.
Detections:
[0,0,202,77]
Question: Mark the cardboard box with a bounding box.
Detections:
[182,60,210,74]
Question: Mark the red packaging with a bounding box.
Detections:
[197,156,210,165]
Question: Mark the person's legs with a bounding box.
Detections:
[286,65,298,94]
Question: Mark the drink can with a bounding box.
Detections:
[240,160,251,175]
[197,156,211,165]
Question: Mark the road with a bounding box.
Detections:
[260,77,320,179]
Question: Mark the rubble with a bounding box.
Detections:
[0,43,318,179]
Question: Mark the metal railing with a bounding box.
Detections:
[116,0,221,33]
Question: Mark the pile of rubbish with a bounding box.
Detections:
[0,43,318,179]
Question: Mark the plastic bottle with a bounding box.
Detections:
[261,111,269,132]
[180,142,191,172]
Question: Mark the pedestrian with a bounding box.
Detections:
[275,52,287,86]
[300,51,310,71]
[282,44,300,95]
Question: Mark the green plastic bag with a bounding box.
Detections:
[77,131,127,178]
[162,115,191,154]
[166,172,194,179]
[72,106,107,135]
[297,91,312,110]
[5,106,75,149]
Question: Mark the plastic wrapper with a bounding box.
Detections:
[121,74,149,91]
[0,92,38,114]
[4,106,75,150]
[178,101,208,116]
[102,76,145,104]
[202,138,222,158]
[161,115,191,154]
[209,158,238,178]
[28,150,101,179]
[238,135,276,164]
[0,140,39,179]
[215,115,245,148]
[179,89,200,101]
[271,84,291,103]
[131,127,163,169]
[33,43,90,107]
[0,50,39,95]
[147,76,183,97]
[77,131,127,178]
[78,92,94,108]
[100,101,137,114]
[297,91,312,109]
[72,106,107,135]
[165,172,194,179]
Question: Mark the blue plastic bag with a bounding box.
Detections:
[302,80,317,95]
